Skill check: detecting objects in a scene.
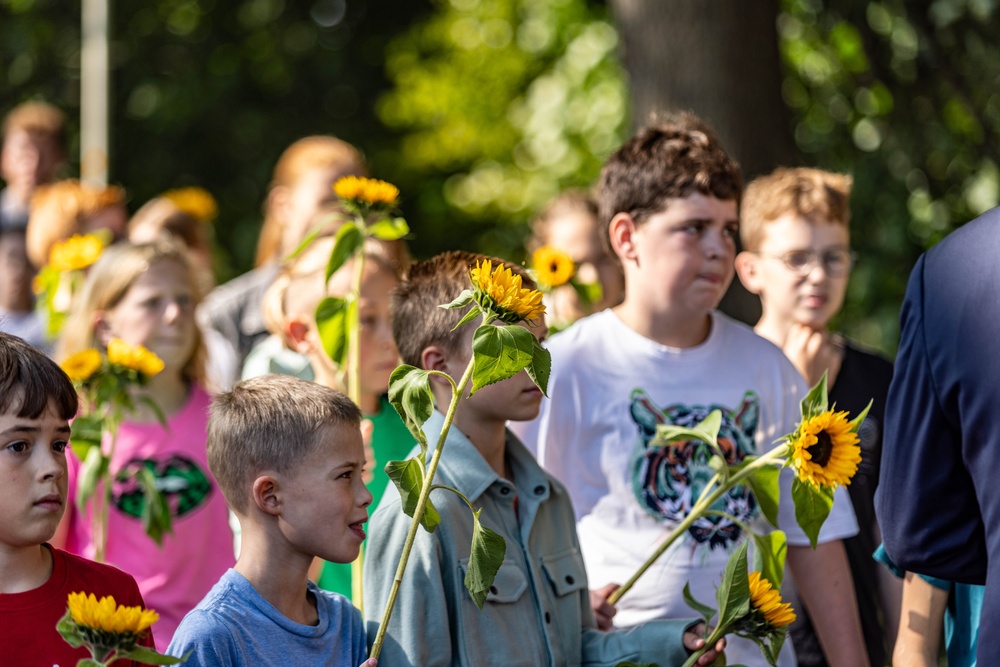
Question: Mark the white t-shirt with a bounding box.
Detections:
[514,309,859,667]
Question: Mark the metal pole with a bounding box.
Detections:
[80,0,109,186]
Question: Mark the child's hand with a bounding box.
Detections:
[682,622,726,666]
[782,323,839,387]
[589,583,619,631]
[361,419,375,485]
[358,659,377,667]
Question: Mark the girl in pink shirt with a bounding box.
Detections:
[54,240,234,650]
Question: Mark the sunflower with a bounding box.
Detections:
[748,571,796,628]
[162,186,218,222]
[48,234,104,272]
[107,338,165,377]
[470,259,546,325]
[790,409,861,489]
[531,246,575,289]
[334,176,400,207]
[67,592,159,635]
[62,349,102,383]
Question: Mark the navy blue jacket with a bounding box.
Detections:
[877,207,1000,661]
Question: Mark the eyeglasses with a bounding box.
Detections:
[757,249,856,277]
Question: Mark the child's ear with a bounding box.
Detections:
[285,318,312,354]
[93,312,113,347]
[734,251,762,295]
[252,475,282,517]
[608,213,638,262]
[421,345,453,388]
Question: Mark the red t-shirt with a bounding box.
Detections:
[0,545,154,667]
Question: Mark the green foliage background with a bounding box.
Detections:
[3,0,998,354]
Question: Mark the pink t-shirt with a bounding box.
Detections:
[66,384,234,650]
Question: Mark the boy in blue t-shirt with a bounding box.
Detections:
[167,375,376,667]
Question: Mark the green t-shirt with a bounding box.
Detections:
[317,395,416,597]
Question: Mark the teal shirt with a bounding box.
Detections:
[319,395,416,596]
[364,411,695,667]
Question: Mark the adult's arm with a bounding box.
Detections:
[876,254,987,583]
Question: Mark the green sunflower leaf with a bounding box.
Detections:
[368,217,410,241]
[315,296,351,368]
[469,324,535,395]
[751,530,787,590]
[651,410,722,453]
[716,540,752,629]
[746,464,781,529]
[137,466,174,546]
[799,371,829,419]
[441,289,475,310]
[847,399,873,433]
[55,609,85,648]
[387,365,433,452]
[524,336,551,396]
[791,477,834,548]
[385,458,440,533]
[570,279,603,306]
[325,222,363,281]
[682,582,717,625]
[76,446,109,513]
[69,413,104,461]
[464,508,506,609]
[117,646,190,665]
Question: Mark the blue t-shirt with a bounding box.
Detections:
[167,569,367,666]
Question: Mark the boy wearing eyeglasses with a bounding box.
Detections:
[735,167,899,667]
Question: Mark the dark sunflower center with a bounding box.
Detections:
[549,261,560,273]
[806,430,833,467]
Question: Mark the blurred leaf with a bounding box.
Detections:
[385,458,440,533]
[315,296,350,368]
[325,222,363,281]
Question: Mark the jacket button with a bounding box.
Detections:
[490,585,498,595]
[545,611,551,624]
[534,485,545,495]
[565,575,575,585]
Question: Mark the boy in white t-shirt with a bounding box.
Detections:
[513,112,866,667]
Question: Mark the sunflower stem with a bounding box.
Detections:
[607,444,790,606]
[369,353,476,660]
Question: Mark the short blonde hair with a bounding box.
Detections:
[207,374,362,514]
[27,179,125,268]
[55,240,207,386]
[740,167,853,252]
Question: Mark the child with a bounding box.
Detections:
[167,374,376,667]
[513,114,865,666]
[26,179,127,268]
[527,190,625,328]
[243,234,414,596]
[200,135,367,384]
[0,227,45,349]
[1,101,66,231]
[0,331,153,665]
[363,250,724,667]
[734,167,899,666]
[54,240,234,650]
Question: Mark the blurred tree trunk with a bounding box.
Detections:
[608,0,800,324]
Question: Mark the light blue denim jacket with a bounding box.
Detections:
[364,411,695,667]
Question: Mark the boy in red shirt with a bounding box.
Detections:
[0,331,153,665]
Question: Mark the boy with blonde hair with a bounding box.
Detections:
[167,375,376,667]
[735,166,897,666]
[515,114,866,666]
[363,250,724,667]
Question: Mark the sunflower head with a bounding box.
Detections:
[66,592,159,652]
[747,571,796,629]
[790,409,861,489]
[62,349,103,383]
[531,246,576,289]
[162,186,218,222]
[48,234,104,272]
[469,259,546,325]
[334,176,400,208]
[106,338,165,377]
